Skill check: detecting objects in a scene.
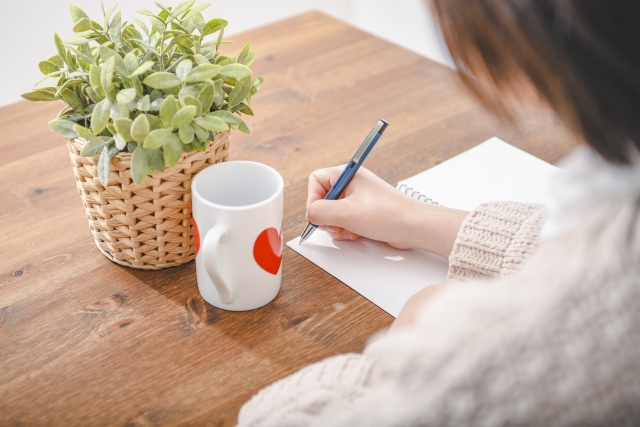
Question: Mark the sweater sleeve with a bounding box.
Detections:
[237,354,372,427]
[447,201,546,281]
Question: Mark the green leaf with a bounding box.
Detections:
[48,119,79,138]
[65,33,91,45]
[216,27,225,51]
[89,65,105,97]
[136,95,151,111]
[39,61,59,75]
[252,76,264,92]
[159,95,178,127]
[129,61,154,77]
[237,42,251,65]
[179,125,194,144]
[91,98,112,134]
[192,122,209,142]
[113,118,133,141]
[193,54,209,65]
[21,90,58,102]
[198,84,214,113]
[143,72,182,89]
[146,148,165,172]
[185,64,221,82]
[202,18,227,36]
[182,96,202,117]
[194,115,228,132]
[80,139,105,156]
[73,17,92,32]
[149,16,166,33]
[176,60,193,80]
[237,120,250,134]
[170,0,195,20]
[150,98,163,111]
[219,63,251,79]
[133,76,144,97]
[192,138,207,152]
[146,114,164,131]
[69,4,89,23]
[178,86,194,104]
[100,56,115,98]
[172,105,197,129]
[110,103,129,119]
[103,1,119,30]
[136,8,157,17]
[143,128,171,149]
[244,52,256,67]
[116,88,137,105]
[98,46,128,76]
[123,52,138,75]
[213,80,224,107]
[59,89,84,113]
[131,114,150,143]
[108,11,122,44]
[182,2,211,21]
[114,133,127,149]
[130,145,148,185]
[54,33,68,65]
[74,124,104,145]
[209,110,245,127]
[236,103,254,116]
[163,133,183,167]
[86,87,102,103]
[133,17,150,36]
[98,146,111,186]
[228,75,252,108]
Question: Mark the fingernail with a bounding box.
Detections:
[350,233,356,240]
[327,226,336,232]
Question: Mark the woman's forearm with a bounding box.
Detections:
[400,200,469,258]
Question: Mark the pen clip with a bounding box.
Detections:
[352,119,387,163]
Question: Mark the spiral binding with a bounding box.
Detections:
[397,183,439,205]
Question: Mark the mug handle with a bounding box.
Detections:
[202,225,233,304]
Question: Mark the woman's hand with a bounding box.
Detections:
[306,166,469,258]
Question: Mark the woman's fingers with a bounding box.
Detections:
[319,225,359,241]
[307,197,354,228]
[306,166,345,209]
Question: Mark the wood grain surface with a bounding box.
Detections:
[0,12,575,426]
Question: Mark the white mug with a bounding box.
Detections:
[192,161,284,311]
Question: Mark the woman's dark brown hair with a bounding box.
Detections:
[430,0,640,164]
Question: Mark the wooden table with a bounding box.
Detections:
[0,12,574,426]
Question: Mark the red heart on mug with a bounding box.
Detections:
[253,227,283,275]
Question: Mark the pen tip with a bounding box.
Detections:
[299,237,303,245]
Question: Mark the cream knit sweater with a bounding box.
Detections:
[238,147,640,427]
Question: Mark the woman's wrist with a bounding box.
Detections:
[400,198,469,258]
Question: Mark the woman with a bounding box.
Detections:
[238,1,640,425]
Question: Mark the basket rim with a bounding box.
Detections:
[67,131,229,160]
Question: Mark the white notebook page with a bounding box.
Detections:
[399,137,560,210]
[287,231,448,317]
[288,137,561,317]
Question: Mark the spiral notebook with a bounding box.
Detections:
[287,137,560,317]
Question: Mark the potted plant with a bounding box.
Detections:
[22,0,264,270]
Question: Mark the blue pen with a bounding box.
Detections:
[299,118,389,244]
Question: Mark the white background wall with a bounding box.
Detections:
[0,0,450,108]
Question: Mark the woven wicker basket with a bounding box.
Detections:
[67,132,230,270]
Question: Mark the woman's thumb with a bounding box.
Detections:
[306,198,347,227]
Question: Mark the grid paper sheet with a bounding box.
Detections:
[289,137,560,318]
[287,231,448,317]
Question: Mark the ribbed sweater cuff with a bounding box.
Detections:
[447,201,546,281]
